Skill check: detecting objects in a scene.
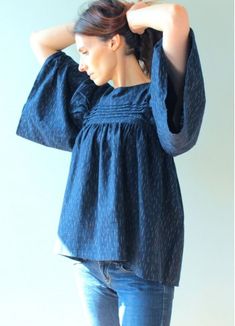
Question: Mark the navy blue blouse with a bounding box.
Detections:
[16,28,206,286]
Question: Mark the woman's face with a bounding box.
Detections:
[75,34,117,85]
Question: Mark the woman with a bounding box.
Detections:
[16,0,206,325]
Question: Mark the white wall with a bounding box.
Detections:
[0,0,233,325]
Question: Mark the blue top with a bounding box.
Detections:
[16,28,206,286]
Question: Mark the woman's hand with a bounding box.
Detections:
[125,0,153,34]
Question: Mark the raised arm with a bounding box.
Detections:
[17,22,97,151]
[30,22,75,65]
[126,2,190,95]
[126,1,206,157]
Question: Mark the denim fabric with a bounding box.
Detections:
[16,28,206,287]
[73,260,175,326]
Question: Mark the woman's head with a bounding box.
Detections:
[74,32,126,86]
[73,0,162,85]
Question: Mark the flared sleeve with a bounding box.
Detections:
[16,51,95,151]
[149,28,206,156]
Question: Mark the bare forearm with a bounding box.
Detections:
[127,2,190,93]
[30,22,75,50]
[30,22,75,65]
[127,3,178,32]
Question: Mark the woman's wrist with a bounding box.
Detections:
[126,1,151,34]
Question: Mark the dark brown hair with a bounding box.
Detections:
[73,0,162,77]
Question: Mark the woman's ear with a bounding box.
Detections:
[110,34,122,51]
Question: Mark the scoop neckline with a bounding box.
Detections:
[111,81,151,91]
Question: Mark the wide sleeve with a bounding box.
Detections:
[16,51,94,151]
[149,28,206,157]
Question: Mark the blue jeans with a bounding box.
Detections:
[73,260,175,326]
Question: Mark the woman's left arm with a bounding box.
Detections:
[126,2,190,94]
[126,1,206,157]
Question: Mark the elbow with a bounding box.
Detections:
[170,4,189,20]
[170,140,196,157]
[29,31,39,45]
[29,31,58,66]
[161,130,199,157]
[164,141,196,157]
[29,31,42,51]
[168,4,190,32]
[29,32,44,64]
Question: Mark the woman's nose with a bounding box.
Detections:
[78,63,87,73]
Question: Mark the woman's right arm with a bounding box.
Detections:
[30,22,75,66]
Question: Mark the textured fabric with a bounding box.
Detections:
[16,28,206,286]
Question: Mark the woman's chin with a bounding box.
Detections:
[91,76,109,87]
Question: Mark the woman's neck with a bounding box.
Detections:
[112,54,150,88]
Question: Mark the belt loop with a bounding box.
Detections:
[102,261,112,284]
